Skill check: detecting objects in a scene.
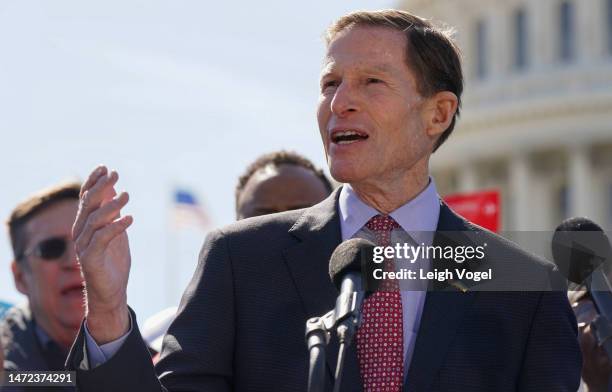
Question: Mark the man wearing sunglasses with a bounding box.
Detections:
[1,181,83,383]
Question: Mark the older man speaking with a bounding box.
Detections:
[66,9,581,392]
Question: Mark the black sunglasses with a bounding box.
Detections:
[19,237,68,261]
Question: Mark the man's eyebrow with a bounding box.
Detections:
[319,62,336,79]
[319,63,396,79]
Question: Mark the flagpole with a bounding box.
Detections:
[166,187,178,307]
[166,187,211,307]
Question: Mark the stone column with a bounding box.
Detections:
[488,5,511,76]
[529,0,556,67]
[568,144,592,217]
[458,163,478,192]
[576,0,606,60]
[509,154,531,230]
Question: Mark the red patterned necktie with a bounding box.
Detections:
[356,215,404,392]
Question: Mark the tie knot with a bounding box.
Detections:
[365,214,400,233]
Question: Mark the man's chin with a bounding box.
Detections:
[58,298,86,319]
[60,314,86,331]
[329,165,367,185]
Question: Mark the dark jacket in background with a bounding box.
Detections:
[1,303,74,391]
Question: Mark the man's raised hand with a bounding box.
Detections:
[73,165,133,344]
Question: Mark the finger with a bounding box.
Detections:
[84,215,133,259]
[594,345,611,368]
[581,324,597,352]
[86,171,119,208]
[75,192,130,254]
[80,165,108,198]
[73,171,119,239]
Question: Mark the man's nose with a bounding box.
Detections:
[330,81,360,117]
[62,240,80,269]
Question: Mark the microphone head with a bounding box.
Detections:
[555,217,604,232]
[329,238,376,290]
[551,217,611,284]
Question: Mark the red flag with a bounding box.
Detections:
[444,190,501,233]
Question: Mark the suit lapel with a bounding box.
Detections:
[283,188,356,386]
[405,202,478,391]
[283,188,342,320]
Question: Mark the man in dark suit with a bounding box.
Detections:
[67,9,581,391]
[2,181,84,391]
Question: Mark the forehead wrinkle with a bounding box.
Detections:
[325,26,406,58]
[321,45,405,79]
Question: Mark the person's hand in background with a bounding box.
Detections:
[73,166,133,344]
[573,296,612,392]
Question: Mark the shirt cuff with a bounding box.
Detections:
[83,313,133,369]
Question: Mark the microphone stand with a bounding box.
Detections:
[306,310,335,392]
[305,288,364,392]
[332,289,363,392]
[332,319,357,392]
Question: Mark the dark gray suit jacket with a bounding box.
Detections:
[1,304,74,391]
[66,188,581,391]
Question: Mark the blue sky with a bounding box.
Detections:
[0,0,392,322]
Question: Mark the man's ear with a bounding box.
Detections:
[11,260,30,295]
[423,91,458,140]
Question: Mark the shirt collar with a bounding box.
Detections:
[338,177,440,242]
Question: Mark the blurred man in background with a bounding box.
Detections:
[1,182,83,378]
[235,150,333,220]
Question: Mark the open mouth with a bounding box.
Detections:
[331,130,369,145]
[61,283,85,297]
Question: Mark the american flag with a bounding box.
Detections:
[171,189,211,230]
[0,300,12,319]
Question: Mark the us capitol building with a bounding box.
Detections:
[400,0,612,231]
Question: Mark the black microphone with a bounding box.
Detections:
[328,238,376,340]
[327,238,376,392]
[551,217,610,286]
[551,217,612,358]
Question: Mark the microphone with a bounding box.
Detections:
[328,238,376,343]
[551,217,610,286]
[305,238,377,392]
[327,238,375,392]
[551,217,612,358]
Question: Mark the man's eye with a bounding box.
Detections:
[366,78,383,84]
[322,80,339,90]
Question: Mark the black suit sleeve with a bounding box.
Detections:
[517,291,582,392]
[67,307,162,392]
[66,229,235,392]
